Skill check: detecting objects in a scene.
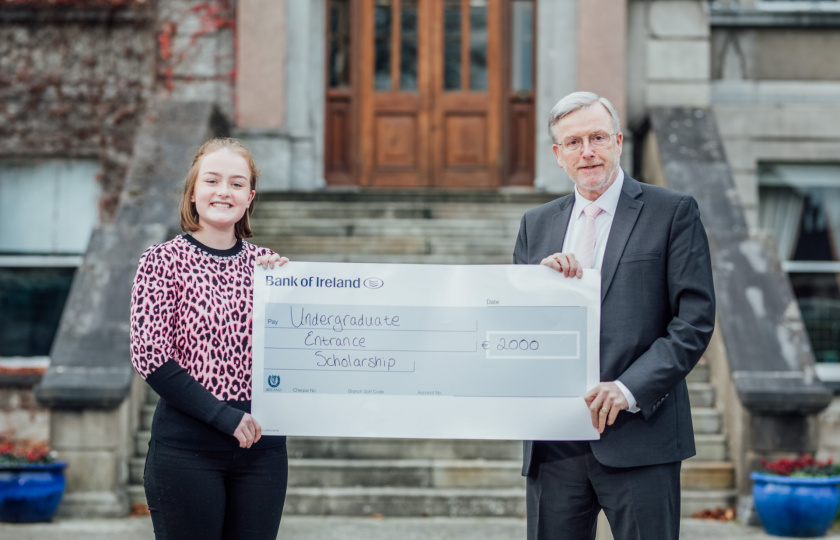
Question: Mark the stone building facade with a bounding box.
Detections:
[2,0,840,518]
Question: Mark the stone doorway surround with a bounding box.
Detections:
[235,0,626,194]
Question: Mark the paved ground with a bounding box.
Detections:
[2,516,839,540]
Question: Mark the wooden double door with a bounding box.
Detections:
[325,0,535,188]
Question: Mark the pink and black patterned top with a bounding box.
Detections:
[131,234,270,399]
[130,234,280,448]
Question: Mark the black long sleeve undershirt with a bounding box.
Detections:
[145,359,245,436]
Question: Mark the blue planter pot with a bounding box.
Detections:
[751,472,840,537]
[0,461,67,523]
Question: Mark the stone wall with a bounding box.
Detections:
[0,384,49,443]
[157,0,237,120]
[818,397,840,461]
[0,5,155,220]
[626,0,711,132]
[712,28,840,81]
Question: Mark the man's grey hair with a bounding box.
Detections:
[547,92,622,145]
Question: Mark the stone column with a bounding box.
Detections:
[50,393,137,517]
[577,0,626,122]
[534,0,578,192]
[235,0,325,191]
[237,0,286,129]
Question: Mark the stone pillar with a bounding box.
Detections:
[235,0,325,191]
[237,0,286,129]
[50,397,135,517]
[577,0,628,177]
[577,0,626,122]
[534,0,578,193]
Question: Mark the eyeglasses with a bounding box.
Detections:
[558,131,615,153]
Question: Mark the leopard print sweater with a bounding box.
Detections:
[130,234,272,401]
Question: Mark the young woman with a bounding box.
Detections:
[130,138,288,539]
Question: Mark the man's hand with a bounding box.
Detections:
[233,413,262,448]
[584,382,629,434]
[540,253,583,278]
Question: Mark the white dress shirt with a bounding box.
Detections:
[561,170,640,413]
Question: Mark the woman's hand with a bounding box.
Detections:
[233,413,262,448]
[256,253,289,269]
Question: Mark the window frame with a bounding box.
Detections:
[0,158,99,360]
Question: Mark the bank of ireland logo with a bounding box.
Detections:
[364,277,384,289]
[267,375,281,389]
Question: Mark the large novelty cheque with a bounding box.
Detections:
[252,262,601,441]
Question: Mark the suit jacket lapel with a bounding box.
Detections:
[601,176,644,301]
[549,196,575,256]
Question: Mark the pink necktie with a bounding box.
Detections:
[576,204,603,269]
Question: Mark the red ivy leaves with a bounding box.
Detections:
[190,1,235,43]
[156,1,235,93]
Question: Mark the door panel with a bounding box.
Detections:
[327,0,531,188]
[431,0,500,188]
[443,114,487,166]
[375,114,418,167]
[361,0,430,187]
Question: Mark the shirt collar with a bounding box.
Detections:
[572,168,625,218]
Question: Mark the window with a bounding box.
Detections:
[0,160,100,358]
[759,164,840,383]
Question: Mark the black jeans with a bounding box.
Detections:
[144,439,288,540]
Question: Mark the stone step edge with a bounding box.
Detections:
[286,486,525,497]
[257,191,558,204]
[683,460,733,469]
[286,458,521,468]
[694,433,725,441]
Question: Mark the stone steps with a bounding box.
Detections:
[275,253,515,264]
[287,459,525,489]
[252,218,521,237]
[688,382,715,408]
[128,460,738,517]
[282,486,526,518]
[691,407,722,434]
[256,236,515,257]
[288,437,521,461]
[695,433,728,461]
[682,489,738,517]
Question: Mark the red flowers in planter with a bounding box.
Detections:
[758,453,839,477]
[0,440,56,466]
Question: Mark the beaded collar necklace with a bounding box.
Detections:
[179,234,244,261]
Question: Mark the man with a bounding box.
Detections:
[513,91,715,540]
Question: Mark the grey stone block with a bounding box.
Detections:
[695,434,728,461]
[647,82,711,107]
[692,408,723,434]
[648,41,710,81]
[649,1,710,38]
[689,383,716,408]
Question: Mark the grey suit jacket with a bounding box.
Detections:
[514,174,715,474]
